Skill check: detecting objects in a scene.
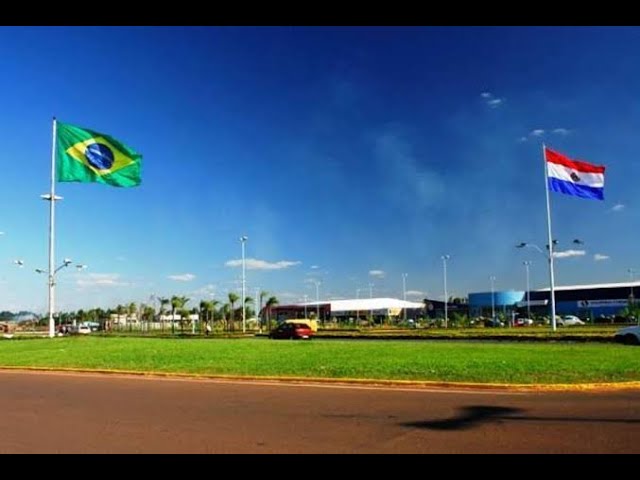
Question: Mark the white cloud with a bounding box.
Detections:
[611,203,625,212]
[553,249,586,259]
[225,258,301,270]
[594,254,610,261]
[479,91,504,108]
[77,273,128,288]
[517,136,528,142]
[115,256,127,262]
[552,128,570,135]
[310,265,320,269]
[529,129,545,137]
[369,270,385,278]
[405,290,425,297]
[0,231,4,235]
[168,273,196,282]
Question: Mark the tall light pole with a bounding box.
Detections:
[240,235,248,333]
[441,255,450,328]
[517,239,572,331]
[489,275,496,321]
[33,258,83,332]
[523,261,532,320]
[402,273,408,322]
[629,268,635,303]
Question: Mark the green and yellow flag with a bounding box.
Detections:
[56,122,142,187]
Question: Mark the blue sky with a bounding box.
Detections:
[0,26,639,312]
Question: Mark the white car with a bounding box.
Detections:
[559,315,585,326]
[77,324,92,334]
[614,325,640,345]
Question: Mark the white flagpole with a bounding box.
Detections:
[46,117,58,338]
[543,143,557,332]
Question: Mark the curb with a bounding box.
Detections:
[1,366,639,393]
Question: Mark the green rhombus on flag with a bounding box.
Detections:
[56,121,142,187]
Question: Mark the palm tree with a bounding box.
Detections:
[259,290,268,329]
[228,292,239,332]
[128,302,137,331]
[199,300,208,334]
[244,296,254,327]
[158,297,170,332]
[221,303,231,330]
[115,304,126,331]
[265,296,279,332]
[170,296,184,334]
[206,300,219,330]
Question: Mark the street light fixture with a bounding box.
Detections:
[516,239,583,332]
[523,261,532,320]
[441,255,450,328]
[32,258,86,332]
[240,235,248,333]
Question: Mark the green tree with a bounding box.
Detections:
[159,297,170,332]
[171,296,190,334]
[265,296,279,331]
[228,293,239,332]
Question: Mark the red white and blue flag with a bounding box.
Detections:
[545,147,605,201]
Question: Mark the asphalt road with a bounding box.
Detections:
[0,370,638,453]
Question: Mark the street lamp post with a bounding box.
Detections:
[32,258,85,334]
[517,239,583,332]
[490,276,497,322]
[628,268,636,304]
[240,235,248,333]
[523,261,532,320]
[441,255,450,328]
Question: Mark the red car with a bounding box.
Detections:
[269,322,314,340]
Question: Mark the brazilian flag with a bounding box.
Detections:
[56,122,142,187]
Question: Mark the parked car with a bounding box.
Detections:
[514,318,534,327]
[614,325,640,345]
[269,322,314,340]
[483,318,504,328]
[559,315,585,326]
[285,319,318,332]
[77,324,92,334]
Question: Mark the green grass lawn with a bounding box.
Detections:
[0,336,638,384]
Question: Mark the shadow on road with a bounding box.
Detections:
[403,406,522,430]
[402,405,640,431]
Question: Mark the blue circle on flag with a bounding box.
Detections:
[85,143,114,170]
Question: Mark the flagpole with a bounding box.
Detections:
[543,143,557,332]
[47,117,58,338]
